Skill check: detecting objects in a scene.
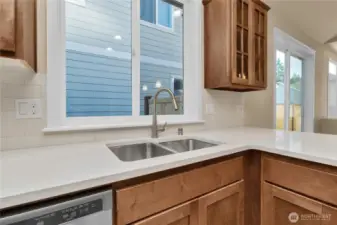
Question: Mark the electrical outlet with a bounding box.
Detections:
[15,99,42,119]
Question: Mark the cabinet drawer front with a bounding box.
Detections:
[116,157,243,225]
[263,157,337,206]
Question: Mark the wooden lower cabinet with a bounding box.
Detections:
[262,182,337,225]
[198,180,244,225]
[131,180,244,225]
[322,205,337,225]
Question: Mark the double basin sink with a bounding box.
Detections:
[107,138,220,162]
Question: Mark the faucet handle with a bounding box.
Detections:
[158,121,167,132]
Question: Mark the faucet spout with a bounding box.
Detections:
[151,88,179,138]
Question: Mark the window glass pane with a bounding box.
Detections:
[65,0,132,117]
[140,3,183,115]
[328,61,337,117]
[289,56,302,131]
[329,61,337,75]
[275,50,285,130]
[158,0,172,28]
[140,0,156,23]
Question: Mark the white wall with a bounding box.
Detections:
[0,0,244,150]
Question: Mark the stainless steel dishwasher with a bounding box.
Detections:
[0,190,113,225]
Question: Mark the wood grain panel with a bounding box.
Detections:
[132,201,198,225]
[0,0,16,52]
[198,180,244,225]
[322,205,337,225]
[243,151,261,225]
[262,182,324,225]
[204,0,231,89]
[116,157,243,225]
[263,157,337,206]
[15,0,36,70]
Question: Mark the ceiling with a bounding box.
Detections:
[266,0,337,52]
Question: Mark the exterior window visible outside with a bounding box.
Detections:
[47,0,202,129]
[328,60,337,118]
[140,0,173,28]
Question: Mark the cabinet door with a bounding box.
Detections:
[198,180,244,225]
[131,201,198,225]
[322,205,337,225]
[253,3,268,88]
[0,0,16,52]
[262,182,325,225]
[233,0,252,86]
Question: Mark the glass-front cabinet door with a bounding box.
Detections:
[233,0,251,85]
[253,3,268,87]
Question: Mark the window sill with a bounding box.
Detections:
[140,20,175,34]
[42,120,205,134]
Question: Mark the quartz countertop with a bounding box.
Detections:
[1,127,337,210]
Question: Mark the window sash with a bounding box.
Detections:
[46,0,202,130]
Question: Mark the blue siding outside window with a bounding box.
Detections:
[140,0,172,28]
[65,0,182,117]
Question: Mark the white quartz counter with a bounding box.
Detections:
[1,127,337,210]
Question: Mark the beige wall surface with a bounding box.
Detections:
[0,1,244,151]
[320,118,337,135]
[244,1,337,132]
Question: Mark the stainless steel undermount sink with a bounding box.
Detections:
[107,143,174,162]
[107,138,220,162]
[159,139,218,153]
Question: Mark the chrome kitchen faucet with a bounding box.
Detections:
[151,88,178,138]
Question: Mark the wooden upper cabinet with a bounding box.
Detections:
[203,0,270,92]
[0,0,16,52]
[262,182,329,225]
[198,180,244,225]
[131,201,198,225]
[0,0,36,71]
[252,0,269,88]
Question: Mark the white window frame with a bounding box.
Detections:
[140,0,175,33]
[45,0,203,132]
[328,59,337,118]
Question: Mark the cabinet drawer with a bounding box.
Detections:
[263,157,337,206]
[116,157,243,225]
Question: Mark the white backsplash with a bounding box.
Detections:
[0,68,244,150]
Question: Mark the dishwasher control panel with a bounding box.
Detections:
[8,199,103,225]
